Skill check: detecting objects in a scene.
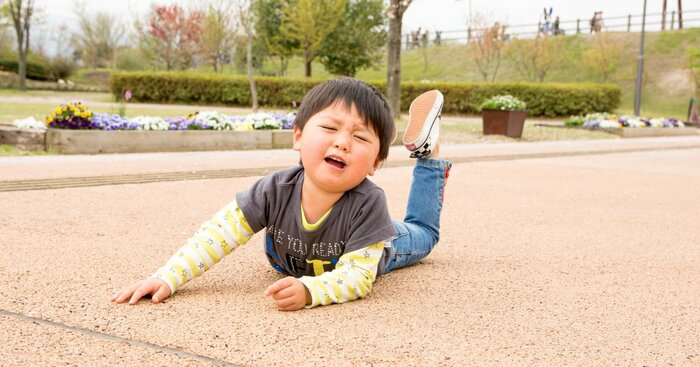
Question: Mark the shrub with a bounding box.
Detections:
[48,57,77,80]
[0,58,52,81]
[111,72,621,116]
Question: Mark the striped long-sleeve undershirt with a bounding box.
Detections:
[152,199,385,308]
[153,199,255,293]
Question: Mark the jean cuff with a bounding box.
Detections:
[416,157,452,170]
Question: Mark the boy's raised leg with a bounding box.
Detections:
[386,91,452,272]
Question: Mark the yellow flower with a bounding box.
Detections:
[68,104,75,112]
[54,107,61,115]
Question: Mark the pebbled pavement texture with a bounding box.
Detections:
[1,136,699,366]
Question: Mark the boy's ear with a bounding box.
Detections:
[292,125,302,151]
[368,158,381,176]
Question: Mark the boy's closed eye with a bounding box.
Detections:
[354,135,369,142]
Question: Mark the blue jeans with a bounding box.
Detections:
[384,158,452,273]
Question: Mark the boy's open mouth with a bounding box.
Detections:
[325,156,346,169]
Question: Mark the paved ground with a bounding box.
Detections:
[1,137,699,366]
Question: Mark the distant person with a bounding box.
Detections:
[492,21,502,40]
[434,30,442,45]
[112,79,452,310]
[590,11,603,33]
[541,6,553,35]
[553,16,561,35]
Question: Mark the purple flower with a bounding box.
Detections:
[92,113,139,130]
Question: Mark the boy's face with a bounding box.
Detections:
[293,102,381,196]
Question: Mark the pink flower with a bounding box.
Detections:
[124,90,132,102]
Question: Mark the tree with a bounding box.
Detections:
[254,0,298,76]
[319,0,386,77]
[583,32,623,83]
[506,35,556,82]
[280,0,345,77]
[138,5,203,70]
[471,15,504,82]
[0,22,12,55]
[236,0,258,111]
[4,0,36,90]
[71,7,124,69]
[386,0,412,118]
[200,0,235,72]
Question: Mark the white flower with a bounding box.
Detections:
[133,116,169,131]
[648,118,664,128]
[13,117,46,130]
[196,110,234,130]
[599,120,621,128]
[626,118,643,128]
[244,112,282,129]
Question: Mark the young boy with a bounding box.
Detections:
[112,78,451,310]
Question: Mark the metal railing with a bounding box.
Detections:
[403,9,700,47]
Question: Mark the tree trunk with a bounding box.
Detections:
[386,7,403,118]
[8,0,35,90]
[18,46,27,90]
[661,0,667,30]
[246,32,259,112]
[304,48,312,77]
[278,56,288,77]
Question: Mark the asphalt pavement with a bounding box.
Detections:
[1,136,699,366]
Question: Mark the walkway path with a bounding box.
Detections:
[1,137,699,365]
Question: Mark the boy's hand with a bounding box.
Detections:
[264,277,311,311]
[111,278,171,305]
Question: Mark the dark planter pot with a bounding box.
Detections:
[482,109,528,138]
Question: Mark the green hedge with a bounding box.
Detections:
[0,59,51,81]
[110,72,620,117]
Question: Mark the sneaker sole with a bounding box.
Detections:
[403,90,443,149]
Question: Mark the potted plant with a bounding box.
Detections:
[480,95,528,138]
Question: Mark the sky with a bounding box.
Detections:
[26,0,696,55]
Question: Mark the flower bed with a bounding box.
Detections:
[12,101,296,132]
[6,101,297,154]
[565,113,685,129]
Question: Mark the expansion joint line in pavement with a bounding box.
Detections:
[1,144,699,192]
[0,308,241,367]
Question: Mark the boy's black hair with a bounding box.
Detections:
[294,77,395,162]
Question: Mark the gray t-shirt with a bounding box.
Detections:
[236,166,397,277]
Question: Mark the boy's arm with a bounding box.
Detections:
[153,199,255,294]
[298,241,386,308]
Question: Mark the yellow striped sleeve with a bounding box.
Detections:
[153,199,256,294]
[299,241,385,308]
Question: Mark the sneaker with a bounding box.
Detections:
[403,90,443,158]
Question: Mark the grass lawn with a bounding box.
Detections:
[439,119,617,143]
[0,144,52,156]
[0,89,114,102]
